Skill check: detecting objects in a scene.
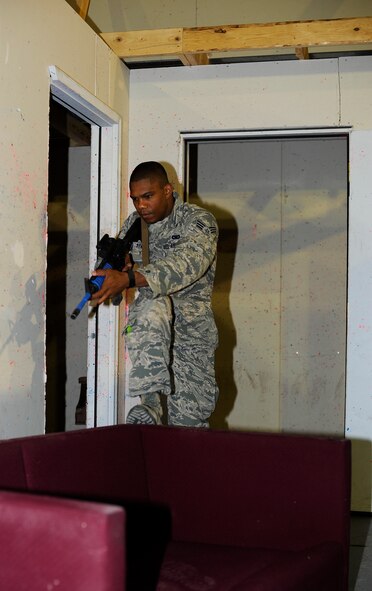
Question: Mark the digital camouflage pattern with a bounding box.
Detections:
[120,194,219,427]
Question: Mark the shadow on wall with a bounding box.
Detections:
[0,274,44,434]
[188,194,238,431]
[163,160,238,431]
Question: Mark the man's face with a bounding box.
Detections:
[130,177,174,224]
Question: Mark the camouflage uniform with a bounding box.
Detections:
[119,193,219,427]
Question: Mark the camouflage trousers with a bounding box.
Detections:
[125,295,218,427]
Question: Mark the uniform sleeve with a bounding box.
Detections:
[117,212,139,239]
[137,209,218,296]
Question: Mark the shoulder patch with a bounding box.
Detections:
[196,220,206,231]
[196,220,217,234]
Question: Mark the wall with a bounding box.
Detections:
[87,0,372,32]
[128,58,341,175]
[0,0,129,438]
[128,56,372,509]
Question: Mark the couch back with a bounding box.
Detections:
[0,425,351,558]
[18,425,148,502]
[141,427,351,551]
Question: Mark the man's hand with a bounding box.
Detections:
[90,269,129,305]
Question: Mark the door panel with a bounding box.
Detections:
[190,136,347,434]
[280,138,347,435]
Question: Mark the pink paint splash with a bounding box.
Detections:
[252,224,257,239]
[10,144,39,210]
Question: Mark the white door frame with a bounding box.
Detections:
[49,65,121,428]
[179,127,352,183]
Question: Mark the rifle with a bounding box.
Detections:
[70,217,141,319]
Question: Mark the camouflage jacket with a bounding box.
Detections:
[119,194,218,326]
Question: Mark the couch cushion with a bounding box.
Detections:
[21,425,148,502]
[0,441,27,489]
[157,541,343,591]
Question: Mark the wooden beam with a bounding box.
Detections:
[182,17,372,53]
[76,0,91,20]
[179,53,210,66]
[295,46,309,60]
[103,28,183,58]
[101,16,372,63]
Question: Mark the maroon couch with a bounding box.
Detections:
[0,425,351,590]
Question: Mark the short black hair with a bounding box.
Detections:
[130,161,169,186]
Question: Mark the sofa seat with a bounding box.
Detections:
[158,541,343,591]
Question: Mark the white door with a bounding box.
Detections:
[184,131,348,435]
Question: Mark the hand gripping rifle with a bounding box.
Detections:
[70,216,141,319]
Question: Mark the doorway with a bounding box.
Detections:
[184,132,349,435]
[46,97,91,432]
[47,65,122,431]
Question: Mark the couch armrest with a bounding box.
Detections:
[0,491,125,591]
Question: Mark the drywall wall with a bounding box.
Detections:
[128,56,372,509]
[128,58,341,177]
[0,0,129,438]
[128,58,343,427]
[87,0,372,32]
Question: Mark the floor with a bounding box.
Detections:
[349,513,372,590]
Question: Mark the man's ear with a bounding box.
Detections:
[164,183,173,197]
